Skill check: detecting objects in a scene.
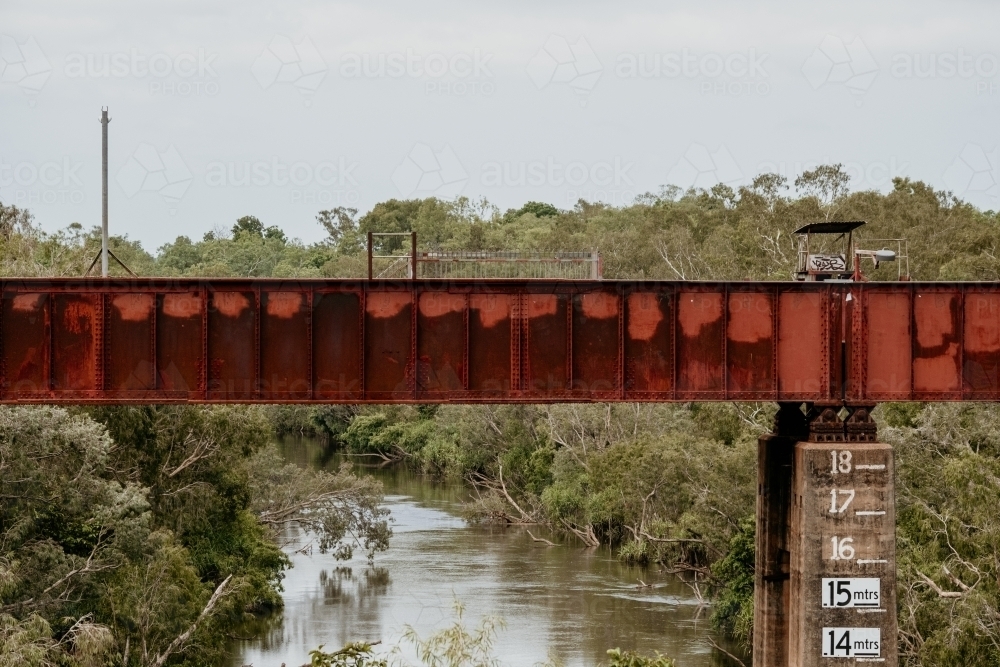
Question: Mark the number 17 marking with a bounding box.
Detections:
[829,488,855,513]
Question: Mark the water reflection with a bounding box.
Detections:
[230,437,746,667]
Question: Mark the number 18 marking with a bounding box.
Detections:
[831,450,852,473]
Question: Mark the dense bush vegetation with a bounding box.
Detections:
[0,404,389,666]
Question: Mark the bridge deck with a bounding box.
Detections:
[0,279,993,404]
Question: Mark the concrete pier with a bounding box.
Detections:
[755,405,897,667]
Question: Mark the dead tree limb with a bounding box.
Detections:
[152,574,233,667]
[526,530,557,547]
[916,571,963,598]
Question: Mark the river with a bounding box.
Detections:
[229,437,745,667]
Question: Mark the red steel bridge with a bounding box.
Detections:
[0,278,992,405]
[3,276,991,667]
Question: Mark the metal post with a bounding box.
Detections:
[100,108,110,277]
[410,231,417,280]
[367,232,373,280]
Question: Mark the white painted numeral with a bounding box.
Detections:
[829,488,856,513]
[830,450,852,474]
[830,536,855,560]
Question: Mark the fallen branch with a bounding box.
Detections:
[683,576,707,605]
[497,461,535,522]
[526,530,557,547]
[560,519,600,547]
[916,571,963,598]
[706,636,748,667]
[466,467,538,524]
[942,564,973,592]
[660,562,722,586]
[639,530,724,559]
[152,574,233,667]
[166,433,219,478]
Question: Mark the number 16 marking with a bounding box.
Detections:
[829,488,855,513]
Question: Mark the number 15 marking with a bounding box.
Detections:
[829,488,855,513]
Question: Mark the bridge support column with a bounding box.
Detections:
[755,404,897,667]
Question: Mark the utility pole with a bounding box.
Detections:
[100,108,110,277]
[85,109,135,279]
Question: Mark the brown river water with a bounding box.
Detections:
[228,437,746,667]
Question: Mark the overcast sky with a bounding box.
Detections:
[2,0,999,251]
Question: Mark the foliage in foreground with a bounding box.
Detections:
[604,648,675,667]
[395,600,505,667]
[310,642,388,667]
[309,601,676,667]
[0,405,389,666]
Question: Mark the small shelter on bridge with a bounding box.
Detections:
[793,220,865,281]
[794,221,907,281]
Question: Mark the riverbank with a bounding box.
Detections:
[229,436,744,666]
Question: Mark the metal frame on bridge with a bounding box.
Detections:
[0,278,992,405]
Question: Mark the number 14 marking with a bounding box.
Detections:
[829,488,855,513]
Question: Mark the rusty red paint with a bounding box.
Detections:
[261,291,310,398]
[365,291,412,398]
[468,293,510,394]
[109,293,154,391]
[1,278,998,404]
[12,293,44,313]
[727,291,773,395]
[573,292,619,395]
[314,292,362,398]
[964,291,1000,394]
[777,291,825,398]
[52,294,96,391]
[625,291,672,395]
[265,291,304,319]
[526,293,568,394]
[2,293,48,394]
[157,293,202,395]
[677,291,724,395]
[625,292,663,342]
[864,290,912,399]
[913,290,961,395]
[208,291,256,399]
[162,293,201,318]
[418,292,466,393]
